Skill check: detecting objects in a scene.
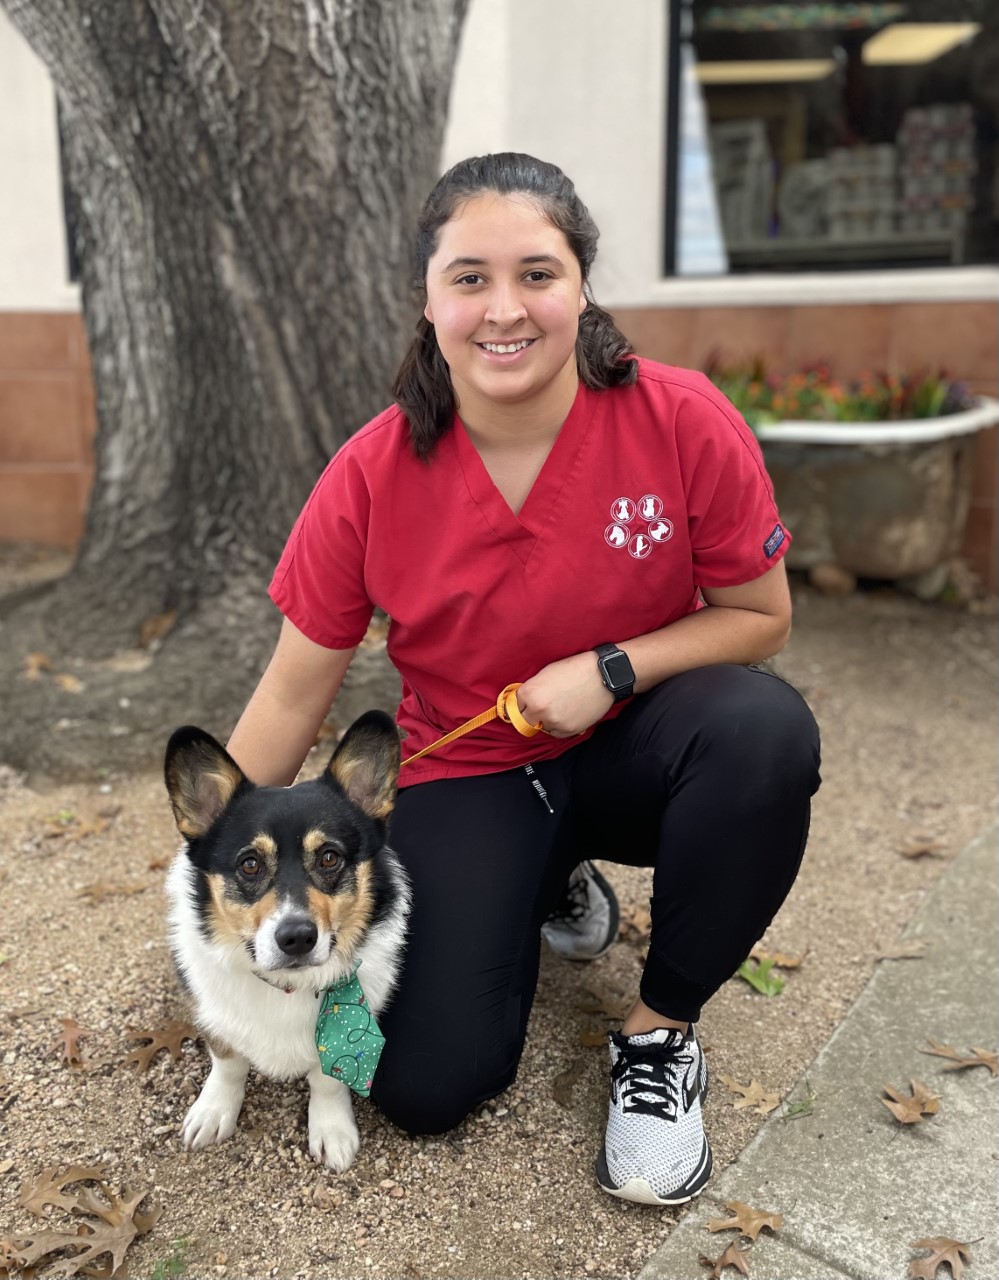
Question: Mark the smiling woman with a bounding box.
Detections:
[224,151,821,1210]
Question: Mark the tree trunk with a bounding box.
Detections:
[2,0,467,643]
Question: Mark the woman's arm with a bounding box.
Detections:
[226,617,356,784]
[517,560,792,738]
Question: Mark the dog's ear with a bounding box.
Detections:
[326,711,401,821]
[164,726,249,839]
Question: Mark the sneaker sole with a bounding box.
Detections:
[595,1137,712,1206]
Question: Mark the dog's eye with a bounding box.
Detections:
[318,845,340,870]
[239,855,263,877]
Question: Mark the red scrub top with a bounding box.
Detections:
[270,359,790,782]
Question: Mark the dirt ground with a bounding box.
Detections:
[1,555,997,1280]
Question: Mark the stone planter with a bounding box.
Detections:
[757,397,999,586]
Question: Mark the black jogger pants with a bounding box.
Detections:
[370,664,821,1135]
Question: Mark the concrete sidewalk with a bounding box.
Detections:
[640,825,998,1280]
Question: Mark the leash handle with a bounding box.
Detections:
[401,682,544,767]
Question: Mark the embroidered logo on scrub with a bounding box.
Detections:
[604,495,673,559]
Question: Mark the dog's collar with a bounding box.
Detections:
[253,962,359,998]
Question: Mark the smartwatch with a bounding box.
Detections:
[594,643,635,703]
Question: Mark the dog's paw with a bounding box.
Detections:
[180,1092,242,1149]
[308,1109,360,1172]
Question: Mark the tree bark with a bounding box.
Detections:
[2,0,468,646]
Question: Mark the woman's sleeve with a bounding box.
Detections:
[268,450,375,649]
[675,378,791,588]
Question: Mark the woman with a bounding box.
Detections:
[227,152,821,1206]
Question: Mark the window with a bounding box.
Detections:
[669,0,997,274]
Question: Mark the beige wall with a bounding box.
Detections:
[442,0,667,308]
[0,9,75,312]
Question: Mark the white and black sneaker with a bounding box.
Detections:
[596,1026,711,1206]
[542,860,620,961]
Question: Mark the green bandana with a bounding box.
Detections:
[314,965,385,1098]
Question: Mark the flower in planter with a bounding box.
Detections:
[705,355,974,429]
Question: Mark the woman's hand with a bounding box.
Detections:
[517,651,615,738]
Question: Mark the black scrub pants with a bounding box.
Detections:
[370,664,821,1136]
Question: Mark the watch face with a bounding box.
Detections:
[601,651,633,690]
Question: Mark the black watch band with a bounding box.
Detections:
[595,643,635,703]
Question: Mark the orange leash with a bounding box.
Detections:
[401,682,545,767]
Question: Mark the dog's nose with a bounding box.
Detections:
[275,917,319,956]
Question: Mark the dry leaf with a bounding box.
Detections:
[876,941,927,961]
[552,1061,582,1109]
[919,1039,997,1077]
[23,653,54,680]
[618,903,652,946]
[699,1241,752,1277]
[147,854,172,871]
[47,814,112,843]
[578,988,631,1020]
[8,1168,161,1278]
[138,609,177,648]
[898,836,947,859]
[18,1165,110,1216]
[882,1080,940,1125]
[122,1020,198,1071]
[706,1200,783,1241]
[579,1028,608,1048]
[77,880,146,904]
[749,944,803,969]
[55,1018,90,1070]
[908,1236,975,1279]
[54,673,85,694]
[717,1074,781,1115]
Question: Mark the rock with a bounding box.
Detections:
[808,563,857,595]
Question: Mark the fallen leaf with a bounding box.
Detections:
[77,880,146,904]
[54,673,85,694]
[717,1074,781,1115]
[23,652,54,680]
[908,1236,975,1279]
[18,1165,109,1216]
[122,1020,199,1072]
[919,1039,997,1077]
[7,1168,161,1279]
[749,944,803,969]
[55,1018,90,1070]
[578,988,631,1020]
[579,1029,608,1048]
[51,815,112,844]
[552,1060,583,1109]
[706,1201,783,1241]
[618,903,652,946]
[882,1080,940,1125]
[138,609,177,648]
[898,836,947,859]
[147,854,172,871]
[876,941,927,961]
[736,957,785,997]
[699,1242,752,1277]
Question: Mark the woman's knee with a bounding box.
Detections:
[371,1061,515,1137]
[686,666,820,792]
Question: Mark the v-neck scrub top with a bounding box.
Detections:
[270,359,791,783]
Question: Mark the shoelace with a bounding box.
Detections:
[610,1035,695,1122]
[551,870,591,923]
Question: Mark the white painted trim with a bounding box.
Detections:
[754,396,999,445]
[607,266,999,310]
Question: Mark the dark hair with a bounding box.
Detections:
[392,153,637,458]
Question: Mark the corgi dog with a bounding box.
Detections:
[163,711,409,1172]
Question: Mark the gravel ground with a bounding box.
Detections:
[1,577,996,1280]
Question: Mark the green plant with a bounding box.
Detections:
[705,356,974,428]
[736,956,786,996]
[150,1237,189,1280]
